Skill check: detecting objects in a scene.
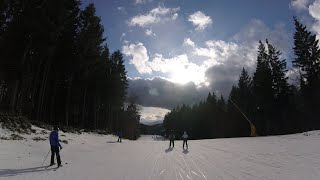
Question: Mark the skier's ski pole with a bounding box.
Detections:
[42,150,50,166]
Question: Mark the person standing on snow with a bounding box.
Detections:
[182,131,188,149]
[49,126,62,167]
[117,131,122,143]
[169,130,175,148]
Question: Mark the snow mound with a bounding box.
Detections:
[302,130,320,136]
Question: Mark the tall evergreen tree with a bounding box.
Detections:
[253,41,273,135]
[237,68,253,116]
[76,3,105,128]
[109,50,128,132]
[266,40,290,133]
[292,17,320,129]
[266,40,289,100]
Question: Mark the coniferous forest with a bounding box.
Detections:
[164,17,320,139]
[0,1,140,139]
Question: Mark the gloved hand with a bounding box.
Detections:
[60,146,63,150]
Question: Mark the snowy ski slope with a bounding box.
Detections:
[1,127,320,180]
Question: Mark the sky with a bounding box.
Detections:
[82,0,320,125]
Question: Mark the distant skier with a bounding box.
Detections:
[182,131,188,149]
[169,130,175,148]
[117,131,122,143]
[49,126,62,167]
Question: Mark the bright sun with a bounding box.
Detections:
[170,66,206,85]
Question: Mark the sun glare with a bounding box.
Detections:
[169,66,206,85]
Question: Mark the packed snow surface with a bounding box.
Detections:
[1,127,320,180]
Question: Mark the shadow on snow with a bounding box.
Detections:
[183,149,189,154]
[0,165,51,177]
[165,147,173,153]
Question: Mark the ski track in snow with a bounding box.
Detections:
[1,129,320,180]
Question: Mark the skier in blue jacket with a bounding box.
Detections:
[49,126,62,167]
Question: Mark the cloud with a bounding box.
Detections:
[129,14,156,27]
[290,0,320,39]
[148,53,206,85]
[290,0,311,11]
[309,0,320,39]
[286,68,301,85]
[128,77,209,109]
[135,0,152,4]
[140,106,170,125]
[129,6,180,27]
[123,43,207,85]
[188,11,212,30]
[117,6,126,14]
[122,43,152,74]
[309,0,320,19]
[232,19,291,57]
[145,29,156,36]
[183,38,195,47]
[149,88,159,96]
[205,64,247,97]
[191,19,291,96]
[193,40,256,96]
[172,13,178,20]
[125,19,291,108]
[120,33,126,41]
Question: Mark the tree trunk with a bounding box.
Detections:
[65,74,73,127]
[37,46,55,122]
[93,95,96,129]
[108,104,113,132]
[50,78,58,124]
[8,36,32,113]
[81,83,88,128]
[106,108,108,130]
[7,80,19,112]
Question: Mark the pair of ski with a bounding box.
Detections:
[45,166,60,171]
[45,163,67,171]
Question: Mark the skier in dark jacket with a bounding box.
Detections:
[49,126,62,167]
[117,131,122,143]
[182,131,188,149]
[169,130,175,148]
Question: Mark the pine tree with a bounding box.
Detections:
[292,17,320,129]
[253,41,273,135]
[77,3,105,128]
[266,40,289,100]
[111,50,128,107]
[0,0,9,35]
[237,68,253,115]
[110,50,128,132]
[217,95,226,137]
[0,0,31,112]
[227,85,240,137]
[47,0,81,126]
[293,17,320,86]
[217,95,226,112]
[122,102,141,140]
[266,40,290,133]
